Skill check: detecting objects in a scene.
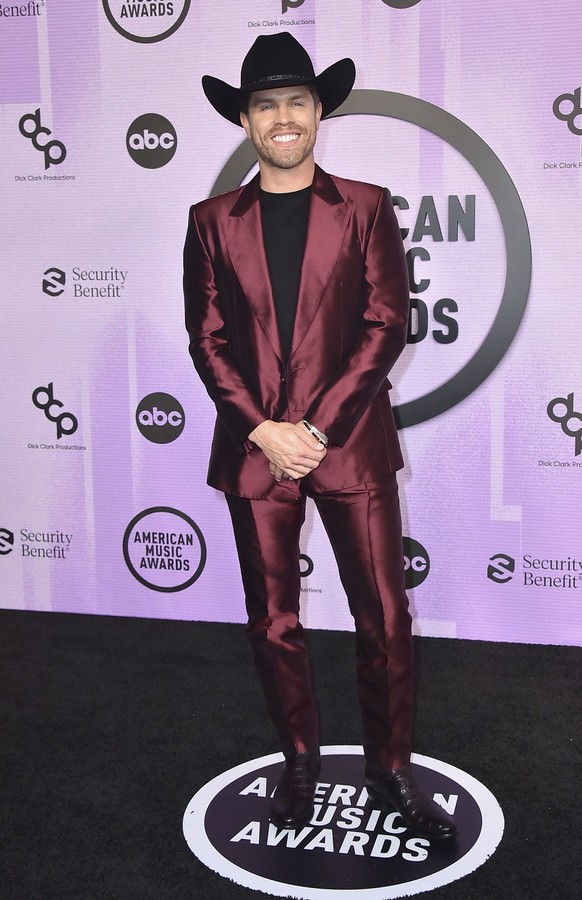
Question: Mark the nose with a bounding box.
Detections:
[275,104,294,125]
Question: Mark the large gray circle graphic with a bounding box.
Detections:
[210,91,531,428]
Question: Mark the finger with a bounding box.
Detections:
[271,452,320,471]
[291,446,326,466]
[296,423,326,450]
[281,463,314,479]
[297,433,325,452]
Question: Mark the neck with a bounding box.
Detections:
[259,156,316,193]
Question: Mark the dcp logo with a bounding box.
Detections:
[403,537,429,588]
[0,528,15,555]
[32,383,78,440]
[282,0,306,13]
[136,392,185,444]
[18,109,67,170]
[552,87,582,136]
[126,114,177,169]
[487,554,515,584]
[43,268,66,297]
[547,393,582,456]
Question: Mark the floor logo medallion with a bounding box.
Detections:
[183,746,504,898]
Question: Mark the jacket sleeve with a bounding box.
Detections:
[304,188,409,448]
[183,204,266,451]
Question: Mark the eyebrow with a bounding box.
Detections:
[249,91,309,107]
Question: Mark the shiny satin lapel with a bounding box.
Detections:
[222,175,284,362]
[290,168,350,359]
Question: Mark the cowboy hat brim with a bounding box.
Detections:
[202,57,356,127]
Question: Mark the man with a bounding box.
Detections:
[184,32,456,840]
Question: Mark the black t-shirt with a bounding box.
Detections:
[259,185,311,362]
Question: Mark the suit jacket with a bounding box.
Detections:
[184,165,409,499]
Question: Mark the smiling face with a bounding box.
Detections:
[240,85,322,182]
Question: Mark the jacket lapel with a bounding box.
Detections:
[222,174,284,362]
[290,166,350,359]
[222,166,350,365]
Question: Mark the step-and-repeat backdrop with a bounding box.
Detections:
[1,1,580,645]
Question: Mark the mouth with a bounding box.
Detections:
[271,132,301,145]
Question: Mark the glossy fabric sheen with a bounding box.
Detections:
[184,166,409,499]
[226,475,413,770]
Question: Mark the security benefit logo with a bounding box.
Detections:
[42,266,127,299]
[102,0,191,43]
[487,553,515,585]
[488,552,582,591]
[211,91,531,429]
[0,528,15,556]
[18,109,66,170]
[123,507,206,592]
[126,114,177,168]
[0,526,73,561]
[0,2,44,18]
[136,392,185,444]
[183,747,504,899]
[42,268,66,297]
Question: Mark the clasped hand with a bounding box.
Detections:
[248,420,327,482]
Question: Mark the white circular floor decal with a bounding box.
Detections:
[183,746,504,898]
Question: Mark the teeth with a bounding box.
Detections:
[273,133,299,143]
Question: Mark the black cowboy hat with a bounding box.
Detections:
[202,32,356,126]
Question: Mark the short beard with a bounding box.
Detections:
[258,144,311,170]
[255,130,316,171]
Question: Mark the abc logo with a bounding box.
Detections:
[402,536,430,588]
[136,392,185,444]
[126,114,177,169]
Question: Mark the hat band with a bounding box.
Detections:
[242,72,315,90]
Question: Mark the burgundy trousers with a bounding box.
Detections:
[225,473,413,770]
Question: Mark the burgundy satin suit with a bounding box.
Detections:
[184,165,413,769]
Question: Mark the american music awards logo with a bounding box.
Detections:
[183,746,504,898]
[102,1,191,43]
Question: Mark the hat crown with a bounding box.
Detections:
[240,33,316,91]
[201,32,355,127]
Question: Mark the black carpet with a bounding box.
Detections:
[1,609,580,899]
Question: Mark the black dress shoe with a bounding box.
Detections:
[365,764,457,840]
[270,749,321,829]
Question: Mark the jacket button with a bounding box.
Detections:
[280,376,285,382]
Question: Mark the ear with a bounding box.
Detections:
[240,111,251,139]
[315,101,323,130]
